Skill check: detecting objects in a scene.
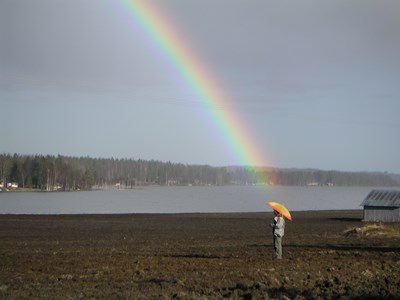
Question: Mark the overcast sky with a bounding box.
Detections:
[1,0,400,173]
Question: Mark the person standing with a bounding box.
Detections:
[270,210,285,259]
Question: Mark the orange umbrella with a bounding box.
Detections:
[267,202,292,221]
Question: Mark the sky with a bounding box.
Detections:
[1,0,400,173]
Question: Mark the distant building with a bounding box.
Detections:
[361,189,400,222]
[8,182,18,189]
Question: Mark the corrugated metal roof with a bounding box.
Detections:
[361,189,400,207]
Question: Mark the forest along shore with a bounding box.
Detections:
[1,210,399,299]
[2,154,400,190]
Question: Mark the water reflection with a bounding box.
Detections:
[0,186,375,214]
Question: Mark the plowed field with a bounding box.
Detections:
[1,211,399,299]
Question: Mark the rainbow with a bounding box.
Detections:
[119,0,269,180]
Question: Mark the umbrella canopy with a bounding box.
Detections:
[267,202,292,221]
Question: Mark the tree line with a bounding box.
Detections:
[1,154,399,191]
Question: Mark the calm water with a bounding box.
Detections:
[0,186,384,214]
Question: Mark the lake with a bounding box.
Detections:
[0,186,386,214]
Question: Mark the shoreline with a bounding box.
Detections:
[0,209,364,216]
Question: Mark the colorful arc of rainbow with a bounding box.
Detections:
[121,0,267,170]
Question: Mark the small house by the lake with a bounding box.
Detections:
[361,189,400,222]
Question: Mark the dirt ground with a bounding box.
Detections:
[1,210,399,299]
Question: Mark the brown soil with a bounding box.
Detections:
[1,211,399,299]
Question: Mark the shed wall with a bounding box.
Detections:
[363,206,400,222]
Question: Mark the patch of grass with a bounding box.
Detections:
[344,224,400,237]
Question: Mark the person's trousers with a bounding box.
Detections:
[273,234,282,259]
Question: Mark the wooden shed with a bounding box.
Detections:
[361,189,400,222]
